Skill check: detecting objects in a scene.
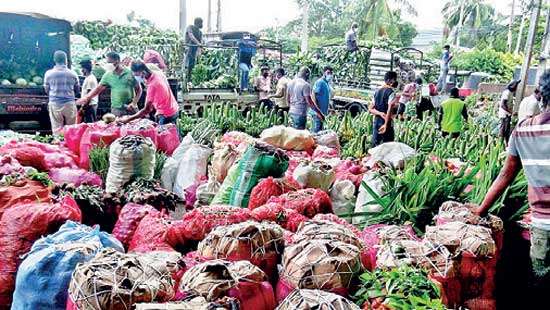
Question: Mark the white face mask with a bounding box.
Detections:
[135,75,144,84]
[103,63,116,73]
[326,74,333,82]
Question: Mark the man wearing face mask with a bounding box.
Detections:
[254,65,272,108]
[310,66,334,133]
[287,67,324,130]
[78,51,142,117]
[118,60,179,125]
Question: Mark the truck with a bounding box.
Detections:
[0,12,72,133]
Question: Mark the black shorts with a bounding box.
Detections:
[500,116,512,140]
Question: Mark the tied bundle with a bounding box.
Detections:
[424,222,497,258]
[68,249,181,310]
[276,289,360,310]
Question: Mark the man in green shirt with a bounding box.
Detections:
[78,51,142,117]
[438,87,468,138]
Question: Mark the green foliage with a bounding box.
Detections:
[89,146,110,182]
[453,48,522,82]
[354,265,445,310]
[154,152,167,180]
[190,49,238,88]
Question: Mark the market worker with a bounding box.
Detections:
[498,80,520,146]
[78,51,142,117]
[438,87,468,138]
[286,67,324,130]
[268,68,290,116]
[518,88,542,123]
[436,45,453,93]
[475,70,550,297]
[118,60,179,125]
[310,66,334,133]
[79,59,98,123]
[369,71,399,147]
[254,65,273,108]
[397,77,422,121]
[237,33,257,92]
[44,50,80,133]
[185,17,203,79]
[345,22,359,52]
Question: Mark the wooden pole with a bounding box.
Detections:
[515,0,542,107]
[179,0,187,36]
[507,0,516,53]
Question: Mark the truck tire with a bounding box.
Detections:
[346,102,366,117]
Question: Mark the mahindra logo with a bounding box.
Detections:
[6,105,42,113]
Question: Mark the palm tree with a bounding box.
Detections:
[216,0,222,32]
[442,0,496,47]
[353,0,418,41]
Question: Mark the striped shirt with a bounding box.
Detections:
[44,65,79,105]
[509,111,550,219]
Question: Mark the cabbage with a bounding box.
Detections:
[1,79,11,86]
[32,76,43,85]
[28,82,37,87]
[15,78,28,86]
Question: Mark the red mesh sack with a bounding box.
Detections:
[312,145,340,159]
[1,145,47,171]
[120,120,157,145]
[48,167,103,187]
[335,160,366,189]
[156,124,180,156]
[0,196,81,308]
[248,177,295,210]
[166,205,251,246]
[62,123,89,156]
[266,188,333,218]
[0,154,24,176]
[143,49,167,70]
[128,211,175,253]
[360,224,418,271]
[79,123,121,169]
[250,203,308,232]
[112,203,158,248]
[0,179,51,218]
[44,150,78,170]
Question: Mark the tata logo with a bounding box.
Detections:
[203,94,221,101]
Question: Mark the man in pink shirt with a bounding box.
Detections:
[119,60,179,125]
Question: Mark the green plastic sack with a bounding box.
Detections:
[212,143,288,208]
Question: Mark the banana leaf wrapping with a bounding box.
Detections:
[278,239,362,298]
[68,249,181,310]
[376,239,456,278]
[197,221,284,279]
[424,221,497,258]
[436,201,504,233]
[135,296,239,310]
[275,289,360,310]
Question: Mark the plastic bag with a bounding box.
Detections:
[161,133,195,191]
[250,203,308,232]
[353,171,386,225]
[211,145,240,183]
[173,144,213,199]
[330,180,356,216]
[195,177,221,206]
[11,221,123,310]
[105,135,156,193]
[144,49,167,70]
[312,145,340,159]
[366,142,416,169]
[313,130,340,150]
[260,126,315,151]
[335,159,366,189]
[49,167,103,187]
[0,196,81,308]
[156,124,180,156]
[293,160,336,191]
[0,144,47,171]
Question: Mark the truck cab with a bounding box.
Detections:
[0,12,72,133]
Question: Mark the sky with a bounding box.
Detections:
[0,0,516,32]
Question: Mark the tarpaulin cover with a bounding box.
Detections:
[248,177,295,210]
[197,221,284,280]
[11,221,123,310]
[156,124,180,156]
[128,211,175,253]
[49,167,103,187]
[0,179,51,218]
[0,196,81,308]
[266,188,333,218]
[166,205,251,246]
[212,143,289,208]
[178,260,276,310]
[250,203,308,232]
[112,203,160,249]
[68,249,181,310]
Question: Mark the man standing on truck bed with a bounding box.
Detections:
[436,45,453,93]
[286,67,324,130]
[185,18,203,80]
[44,50,80,133]
[238,34,257,92]
[345,22,359,52]
[118,60,179,125]
[78,52,142,117]
[369,71,399,147]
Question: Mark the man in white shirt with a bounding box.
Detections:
[518,88,542,123]
[498,80,520,145]
[79,60,99,123]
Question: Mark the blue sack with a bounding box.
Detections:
[11,221,124,310]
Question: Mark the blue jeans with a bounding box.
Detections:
[372,117,394,147]
[290,113,307,130]
[156,114,178,125]
[310,114,324,133]
[239,63,250,90]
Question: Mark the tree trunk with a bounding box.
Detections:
[536,7,550,85]
[455,0,466,47]
[216,0,222,32]
[301,1,309,53]
[516,0,542,106]
[207,0,212,33]
[507,0,516,53]
[515,9,527,54]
